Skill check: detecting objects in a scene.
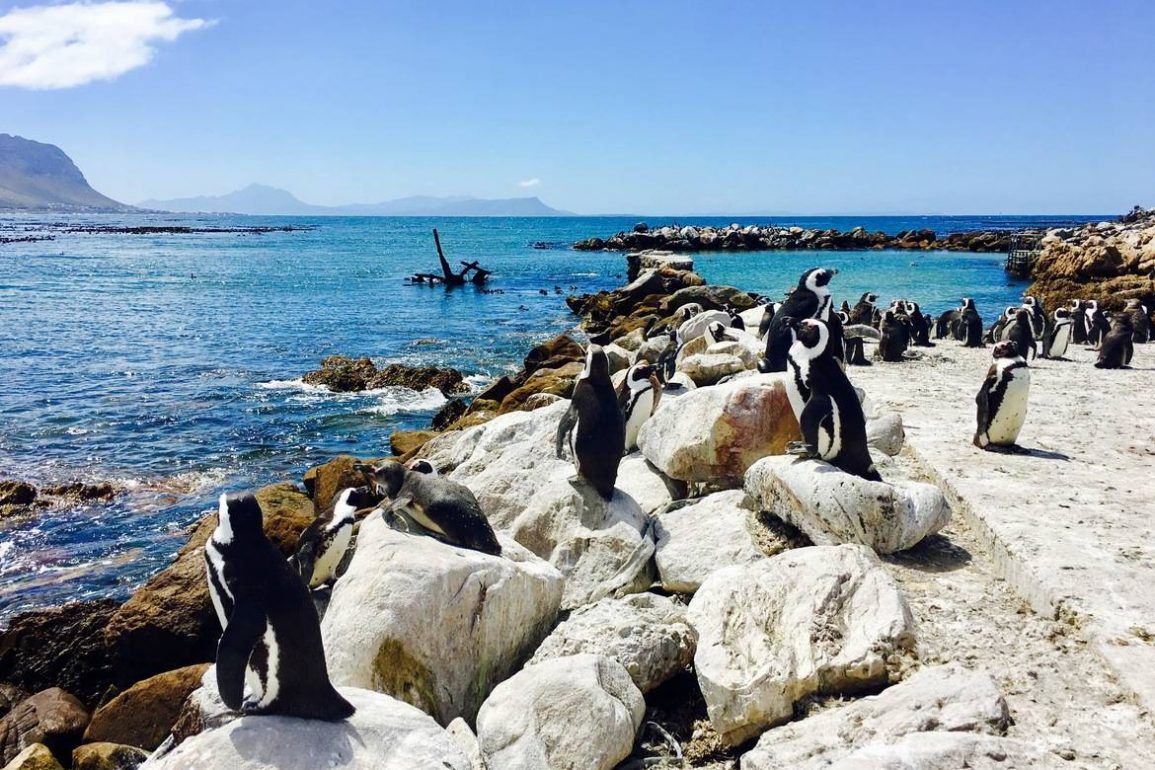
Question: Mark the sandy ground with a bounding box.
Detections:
[855,339,1155,768]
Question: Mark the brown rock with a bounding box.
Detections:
[472,375,516,406]
[0,688,89,766]
[71,742,148,770]
[39,483,118,502]
[0,601,118,709]
[367,363,469,395]
[497,361,583,414]
[0,481,36,507]
[303,455,376,508]
[1,743,63,770]
[300,355,376,392]
[522,334,584,376]
[430,398,469,431]
[0,686,29,721]
[83,664,208,750]
[103,484,313,688]
[389,430,439,458]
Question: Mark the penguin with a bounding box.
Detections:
[1125,298,1151,343]
[406,458,437,474]
[1095,314,1135,369]
[674,303,703,323]
[973,341,1031,454]
[724,303,746,331]
[850,293,878,326]
[959,298,985,347]
[991,306,1017,343]
[935,307,959,340]
[760,267,838,372]
[1003,309,1037,359]
[1084,301,1109,347]
[292,486,380,589]
[877,309,909,362]
[358,460,502,555]
[706,320,728,346]
[756,302,776,341]
[656,326,680,382]
[844,336,871,366]
[618,361,660,452]
[205,492,355,721]
[1069,300,1090,345]
[904,301,934,347]
[1022,296,1049,341]
[1042,308,1074,360]
[784,318,881,481]
[556,345,626,500]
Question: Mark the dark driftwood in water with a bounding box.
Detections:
[409,229,492,286]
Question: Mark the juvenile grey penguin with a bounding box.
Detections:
[617,360,660,452]
[205,492,354,720]
[292,486,380,588]
[1095,314,1135,369]
[850,292,878,326]
[761,267,838,372]
[556,345,626,500]
[1042,307,1074,359]
[877,309,909,362]
[784,318,881,481]
[1125,299,1151,343]
[973,341,1031,453]
[357,460,501,555]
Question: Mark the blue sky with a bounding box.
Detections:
[1,0,1151,214]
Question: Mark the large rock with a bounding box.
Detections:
[824,732,1048,769]
[529,593,696,693]
[865,412,905,456]
[0,688,90,766]
[1,744,62,770]
[321,516,562,725]
[686,545,916,746]
[638,373,798,485]
[745,457,950,554]
[104,483,313,688]
[741,665,1011,768]
[615,453,676,515]
[302,455,377,507]
[475,654,644,770]
[509,476,653,610]
[140,688,471,770]
[676,310,731,343]
[653,491,769,593]
[83,664,209,750]
[0,600,117,709]
[71,742,149,770]
[678,353,747,386]
[302,356,469,395]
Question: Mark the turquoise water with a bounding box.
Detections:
[0,213,1103,617]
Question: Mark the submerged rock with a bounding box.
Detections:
[475,654,645,770]
[302,356,469,395]
[687,545,916,746]
[321,517,562,725]
[745,456,950,554]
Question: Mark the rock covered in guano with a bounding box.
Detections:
[745,456,950,554]
[686,544,916,746]
[475,654,645,770]
[320,516,563,725]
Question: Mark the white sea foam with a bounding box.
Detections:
[255,378,331,393]
[359,387,447,417]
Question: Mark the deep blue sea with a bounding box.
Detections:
[0,213,1105,617]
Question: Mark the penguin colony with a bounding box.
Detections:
[203,261,1148,725]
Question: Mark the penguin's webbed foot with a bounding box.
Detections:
[786,441,816,458]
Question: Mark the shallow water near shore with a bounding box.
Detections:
[0,212,1102,617]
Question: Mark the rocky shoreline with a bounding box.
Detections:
[1,243,1153,769]
[574,221,1026,253]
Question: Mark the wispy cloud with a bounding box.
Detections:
[517,178,541,188]
[0,1,211,90]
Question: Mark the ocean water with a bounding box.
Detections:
[0,213,1104,617]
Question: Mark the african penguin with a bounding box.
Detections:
[904,301,934,347]
[1084,301,1109,347]
[292,486,379,589]
[784,318,881,481]
[1042,308,1073,359]
[850,293,878,326]
[760,267,838,372]
[1125,298,1151,343]
[1095,314,1135,369]
[757,302,776,340]
[1069,300,1089,345]
[973,341,1031,454]
[724,303,746,331]
[406,458,437,474]
[1003,309,1037,359]
[617,360,660,452]
[556,345,626,500]
[877,309,909,362]
[1022,296,1049,341]
[959,298,985,347]
[656,326,680,381]
[359,460,502,555]
[205,492,355,720]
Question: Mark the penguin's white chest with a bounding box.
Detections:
[310,518,353,587]
[204,538,232,629]
[1049,324,1071,357]
[785,358,810,422]
[988,371,1030,444]
[624,388,655,451]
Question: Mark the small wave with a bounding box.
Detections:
[464,374,493,392]
[358,387,447,417]
[255,378,331,393]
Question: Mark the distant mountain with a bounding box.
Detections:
[0,134,128,211]
[139,184,573,216]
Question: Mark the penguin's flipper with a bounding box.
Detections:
[217,601,266,711]
[799,395,833,460]
[555,406,577,460]
[974,368,995,447]
[292,518,326,585]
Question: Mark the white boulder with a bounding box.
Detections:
[866,411,906,456]
[616,452,676,515]
[745,456,950,554]
[602,343,633,374]
[529,592,696,693]
[741,664,1011,768]
[677,309,730,342]
[678,352,747,386]
[321,517,563,724]
[705,338,760,368]
[638,373,798,484]
[142,688,470,770]
[825,733,1048,769]
[475,654,645,770]
[687,544,916,746]
[653,490,768,593]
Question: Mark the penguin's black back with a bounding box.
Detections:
[571,374,625,500]
[805,354,879,481]
[764,292,818,371]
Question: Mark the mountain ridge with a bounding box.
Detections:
[139,183,573,216]
[0,134,129,211]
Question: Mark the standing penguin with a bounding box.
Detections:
[618,361,660,452]
[756,302,776,340]
[1022,296,1049,341]
[784,318,881,481]
[850,293,878,325]
[557,345,626,500]
[760,267,838,372]
[656,326,680,381]
[1069,300,1090,345]
[1084,301,1110,347]
[292,486,379,589]
[724,303,746,331]
[1003,309,1037,359]
[1095,314,1135,369]
[973,341,1031,454]
[205,492,355,720]
[959,298,985,347]
[877,309,909,362]
[1042,307,1074,360]
[904,301,934,347]
[1125,299,1151,343]
[357,461,502,555]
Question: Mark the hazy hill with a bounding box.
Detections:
[139,184,572,216]
[0,134,128,211]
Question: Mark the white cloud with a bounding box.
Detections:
[0,1,211,90]
[517,178,541,188]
